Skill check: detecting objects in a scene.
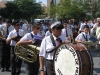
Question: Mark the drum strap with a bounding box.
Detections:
[46,35,56,53]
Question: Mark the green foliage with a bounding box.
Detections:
[0,2,22,19]
[0,0,43,20]
[49,0,100,20]
[49,0,57,18]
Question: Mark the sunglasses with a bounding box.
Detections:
[36,27,40,29]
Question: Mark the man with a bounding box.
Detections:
[17,22,42,75]
[75,25,90,43]
[0,19,14,72]
[22,20,29,34]
[39,21,66,75]
[6,20,24,75]
[61,21,73,42]
[79,19,91,33]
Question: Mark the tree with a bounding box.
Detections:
[0,2,22,19]
[0,0,43,21]
[14,0,43,21]
[49,0,57,19]
[49,0,100,20]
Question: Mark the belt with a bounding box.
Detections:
[46,59,53,61]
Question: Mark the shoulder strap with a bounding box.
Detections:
[30,32,34,39]
[50,35,56,46]
[46,35,56,53]
[82,33,87,41]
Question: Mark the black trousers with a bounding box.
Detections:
[46,60,55,75]
[24,54,39,75]
[1,40,11,69]
[11,46,22,75]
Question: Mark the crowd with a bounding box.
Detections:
[0,16,100,75]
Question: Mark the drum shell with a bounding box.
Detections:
[70,43,93,75]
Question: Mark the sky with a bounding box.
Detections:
[6,0,47,4]
[36,0,47,4]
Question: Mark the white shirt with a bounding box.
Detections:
[0,24,14,37]
[20,31,41,41]
[75,32,90,42]
[45,30,51,37]
[22,23,29,34]
[7,29,24,46]
[67,24,74,30]
[39,30,45,37]
[39,34,66,60]
[61,28,73,38]
[97,33,100,44]
[79,23,91,31]
[42,24,48,31]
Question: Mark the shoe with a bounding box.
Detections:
[6,68,10,72]
[1,68,4,72]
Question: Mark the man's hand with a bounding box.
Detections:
[2,37,6,41]
[11,36,17,39]
[40,71,46,75]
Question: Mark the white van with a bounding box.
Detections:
[34,19,53,23]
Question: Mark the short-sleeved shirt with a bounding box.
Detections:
[39,34,66,60]
[7,29,24,46]
[62,28,72,37]
[75,32,90,42]
[45,30,51,37]
[97,33,100,44]
[0,24,14,37]
[79,23,91,31]
[20,31,41,42]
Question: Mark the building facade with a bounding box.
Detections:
[0,0,7,8]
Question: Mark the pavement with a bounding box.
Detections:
[0,42,100,75]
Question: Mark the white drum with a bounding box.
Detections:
[53,43,93,75]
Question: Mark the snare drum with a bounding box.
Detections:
[53,43,93,75]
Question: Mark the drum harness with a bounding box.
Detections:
[46,35,59,53]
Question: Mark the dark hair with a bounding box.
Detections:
[32,22,41,28]
[83,25,89,29]
[52,24,64,30]
[12,20,20,26]
[63,20,68,24]
[84,19,88,22]
[6,19,12,23]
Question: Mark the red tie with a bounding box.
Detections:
[56,38,62,45]
[66,29,68,37]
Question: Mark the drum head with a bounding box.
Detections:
[53,43,79,75]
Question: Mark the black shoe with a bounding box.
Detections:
[1,68,4,72]
[6,68,10,72]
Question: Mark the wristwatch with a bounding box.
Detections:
[40,68,44,71]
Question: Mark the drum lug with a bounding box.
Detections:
[81,72,84,75]
[83,63,90,66]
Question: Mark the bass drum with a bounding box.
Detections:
[53,43,93,75]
